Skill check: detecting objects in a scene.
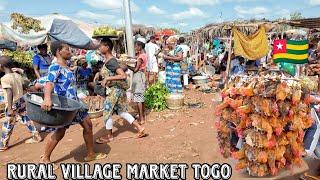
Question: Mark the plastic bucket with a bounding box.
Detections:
[24,92,82,127]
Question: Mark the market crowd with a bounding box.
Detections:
[0,34,192,167]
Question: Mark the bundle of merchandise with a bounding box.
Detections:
[215,73,315,177]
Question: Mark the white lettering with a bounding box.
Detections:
[149,164,159,179]
[27,164,36,179]
[212,164,221,179]
[61,164,72,179]
[84,164,92,179]
[178,164,188,179]
[126,164,138,179]
[139,165,149,179]
[7,164,17,179]
[76,164,84,179]
[170,164,179,179]
[38,164,48,179]
[113,164,122,179]
[192,164,201,179]
[92,164,103,179]
[201,164,210,179]
[102,164,112,179]
[221,164,232,179]
[159,164,169,179]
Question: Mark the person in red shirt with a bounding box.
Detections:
[128,40,147,124]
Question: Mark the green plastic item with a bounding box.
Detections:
[280,62,296,76]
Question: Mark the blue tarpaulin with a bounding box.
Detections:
[0,14,96,49]
[49,19,94,49]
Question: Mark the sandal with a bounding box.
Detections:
[25,138,42,144]
[136,128,147,138]
[96,137,114,144]
[0,146,8,152]
[84,153,107,162]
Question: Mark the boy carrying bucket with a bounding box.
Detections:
[0,56,42,151]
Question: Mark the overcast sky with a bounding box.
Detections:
[0,0,320,32]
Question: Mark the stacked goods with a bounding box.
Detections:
[83,96,105,113]
[307,62,320,76]
[11,13,44,34]
[93,26,123,37]
[3,50,33,68]
[215,73,314,177]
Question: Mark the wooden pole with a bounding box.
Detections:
[225,30,233,82]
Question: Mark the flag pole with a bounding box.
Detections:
[123,0,135,91]
[225,30,233,83]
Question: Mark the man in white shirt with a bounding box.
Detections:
[178,37,191,87]
[145,36,160,85]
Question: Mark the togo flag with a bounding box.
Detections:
[273,39,309,64]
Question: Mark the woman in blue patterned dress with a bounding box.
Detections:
[40,41,106,168]
[163,39,184,94]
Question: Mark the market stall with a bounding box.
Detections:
[216,71,316,177]
[0,13,96,49]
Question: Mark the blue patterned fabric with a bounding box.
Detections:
[165,46,183,94]
[0,98,40,148]
[46,63,88,127]
[46,64,76,100]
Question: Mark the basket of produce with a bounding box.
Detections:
[165,94,184,110]
[92,26,123,39]
[82,96,105,119]
[192,76,208,85]
[24,92,81,127]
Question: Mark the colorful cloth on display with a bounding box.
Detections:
[165,46,183,94]
[273,39,308,64]
[232,26,269,60]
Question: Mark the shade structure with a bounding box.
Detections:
[155,29,176,37]
[0,14,97,49]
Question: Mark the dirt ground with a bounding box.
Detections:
[0,89,319,179]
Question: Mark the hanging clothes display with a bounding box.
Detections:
[232,26,269,60]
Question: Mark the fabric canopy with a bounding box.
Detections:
[155,29,176,37]
[0,14,97,49]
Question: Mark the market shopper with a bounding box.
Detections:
[178,37,191,87]
[163,38,184,94]
[40,41,106,167]
[0,56,42,152]
[74,58,92,97]
[128,40,147,124]
[95,38,146,144]
[145,36,160,85]
[32,44,53,79]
